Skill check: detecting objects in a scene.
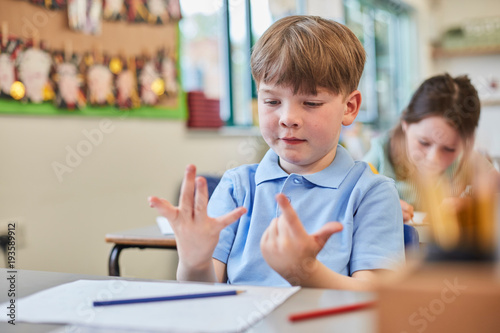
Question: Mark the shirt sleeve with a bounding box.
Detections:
[349,177,405,274]
[208,172,240,264]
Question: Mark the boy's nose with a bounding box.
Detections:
[279,107,301,128]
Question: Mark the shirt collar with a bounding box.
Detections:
[255,145,355,189]
[255,149,288,185]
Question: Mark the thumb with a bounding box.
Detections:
[215,207,247,230]
[311,222,343,249]
[148,196,177,221]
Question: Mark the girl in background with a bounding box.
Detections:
[363,73,499,222]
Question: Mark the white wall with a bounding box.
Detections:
[428,0,500,157]
[403,0,436,79]
[428,0,500,35]
[404,0,500,158]
[0,115,265,279]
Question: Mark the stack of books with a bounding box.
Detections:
[187,91,223,128]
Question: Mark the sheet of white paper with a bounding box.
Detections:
[412,211,427,224]
[156,216,174,235]
[0,280,299,332]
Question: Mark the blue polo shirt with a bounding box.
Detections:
[209,145,404,286]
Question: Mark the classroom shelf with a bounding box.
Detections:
[432,45,500,58]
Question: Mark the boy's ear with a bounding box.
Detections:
[342,90,362,126]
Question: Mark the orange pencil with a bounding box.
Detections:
[288,301,376,322]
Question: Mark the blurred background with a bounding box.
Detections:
[0,0,499,280]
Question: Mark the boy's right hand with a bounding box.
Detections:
[148,165,247,271]
[400,199,414,223]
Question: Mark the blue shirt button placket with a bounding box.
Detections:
[277,177,296,216]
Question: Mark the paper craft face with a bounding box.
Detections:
[68,0,103,34]
[117,69,134,104]
[87,64,113,104]
[58,63,80,105]
[167,0,181,20]
[147,0,166,16]
[139,61,159,105]
[18,48,52,103]
[0,54,15,95]
[161,56,177,95]
[105,0,124,12]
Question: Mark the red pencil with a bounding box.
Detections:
[288,301,376,322]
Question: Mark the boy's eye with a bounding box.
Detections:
[443,147,456,153]
[304,102,323,107]
[264,100,280,105]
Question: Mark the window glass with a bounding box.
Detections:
[179,1,222,97]
[345,0,417,129]
[180,0,417,130]
[228,0,253,126]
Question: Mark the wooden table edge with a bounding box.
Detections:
[105,235,177,247]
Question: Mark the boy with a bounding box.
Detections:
[149,15,404,290]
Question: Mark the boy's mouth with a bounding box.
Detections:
[281,137,306,145]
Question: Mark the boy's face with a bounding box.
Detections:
[258,83,360,174]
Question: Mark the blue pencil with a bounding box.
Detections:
[93,290,244,307]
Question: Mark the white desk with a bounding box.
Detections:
[0,268,376,333]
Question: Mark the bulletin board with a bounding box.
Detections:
[0,0,186,119]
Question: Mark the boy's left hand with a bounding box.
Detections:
[260,193,343,285]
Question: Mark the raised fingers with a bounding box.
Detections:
[179,164,197,214]
[260,218,278,252]
[194,176,209,220]
[311,222,343,249]
[275,193,305,237]
[214,207,247,230]
[267,217,279,239]
[148,196,178,222]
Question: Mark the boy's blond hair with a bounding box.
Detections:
[250,15,366,97]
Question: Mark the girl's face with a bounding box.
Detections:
[403,116,464,176]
